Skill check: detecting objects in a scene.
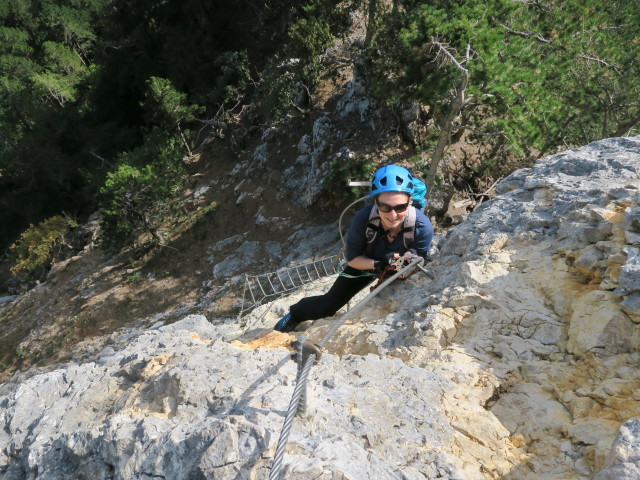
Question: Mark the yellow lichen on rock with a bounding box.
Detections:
[229,330,296,351]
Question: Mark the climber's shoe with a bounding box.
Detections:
[274,312,301,333]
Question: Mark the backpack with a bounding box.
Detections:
[364,205,417,258]
[411,177,428,211]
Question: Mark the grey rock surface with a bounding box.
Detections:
[2,136,640,480]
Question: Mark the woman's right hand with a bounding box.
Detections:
[373,252,400,274]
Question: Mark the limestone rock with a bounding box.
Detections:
[3,136,640,479]
[596,417,640,480]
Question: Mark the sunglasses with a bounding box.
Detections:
[376,201,410,213]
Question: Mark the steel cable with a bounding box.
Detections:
[268,256,425,479]
[268,353,316,480]
[318,256,424,348]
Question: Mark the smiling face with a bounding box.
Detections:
[375,192,411,231]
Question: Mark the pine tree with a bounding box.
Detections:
[364,0,640,190]
[0,0,106,252]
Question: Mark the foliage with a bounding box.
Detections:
[97,77,203,249]
[9,215,78,277]
[99,132,186,248]
[260,1,353,120]
[0,0,107,253]
[141,76,204,154]
[125,273,143,284]
[1,0,638,258]
[210,51,252,107]
[322,154,376,199]
[0,0,356,255]
[142,77,196,131]
[364,0,640,184]
[505,0,640,148]
[287,18,333,85]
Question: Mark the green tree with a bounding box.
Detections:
[504,0,640,148]
[97,77,203,247]
[365,0,522,191]
[0,0,107,252]
[99,132,185,248]
[142,77,204,156]
[0,0,356,256]
[364,0,640,192]
[10,214,78,279]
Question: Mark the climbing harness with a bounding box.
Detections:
[267,171,430,477]
[334,169,427,268]
[369,254,410,291]
[241,168,428,319]
[244,171,427,320]
[268,254,426,480]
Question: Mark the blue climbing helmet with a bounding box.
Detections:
[370,164,415,196]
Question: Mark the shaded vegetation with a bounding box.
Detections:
[1,0,639,283]
[363,0,640,187]
[9,214,77,279]
[1,0,353,260]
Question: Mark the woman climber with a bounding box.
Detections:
[274,164,434,332]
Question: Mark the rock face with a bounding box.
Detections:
[2,136,640,479]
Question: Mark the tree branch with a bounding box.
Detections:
[176,122,192,156]
[364,0,378,47]
[196,119,227,128]
[430,41,469,74]
[426,41,471,191]
[88,150,114,168]
[0,130,19,150]
[500,24,550,43]
[612,111,640,137]
[579,54,622,74]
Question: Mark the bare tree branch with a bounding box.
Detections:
[579,54,622,74]
[176,121,192,156]
[425,41,472,191]
[612,111,640,137]
[500,24,550,43]
[196,119,227,128]
[430,41,469,73]
[88,150,114,168]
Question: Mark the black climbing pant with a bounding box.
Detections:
[289,266,373,322]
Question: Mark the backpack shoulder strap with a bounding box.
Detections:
[365,205,382,257]
[401,206,417,249]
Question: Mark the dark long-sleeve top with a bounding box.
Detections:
[345,205,433,263]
